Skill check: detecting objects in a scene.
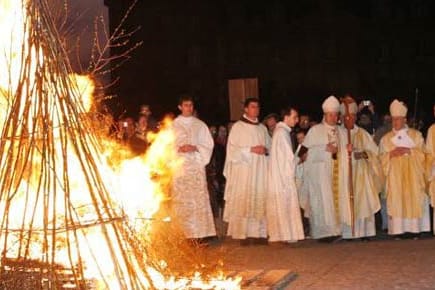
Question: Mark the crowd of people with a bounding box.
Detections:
[114,95,435,246]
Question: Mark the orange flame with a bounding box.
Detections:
[0,1,240,289]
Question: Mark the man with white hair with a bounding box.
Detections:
[379,99,429,237]
[338,96,383,240]
[301,96,342,240]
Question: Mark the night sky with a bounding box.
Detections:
[102,0,434,126]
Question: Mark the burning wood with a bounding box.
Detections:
[0,0,240,289]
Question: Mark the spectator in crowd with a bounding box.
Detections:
[357,100,379,135]
[263,113,279,137]
[206,124,220,218]
[116,117,147,155]
[374,114,392,145]
[139,104,158,131]
[214,125,228,204]
[299,114,311,130]
[135,114,150,142]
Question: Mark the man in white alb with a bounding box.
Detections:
[171,95,216,240]
[223,97,271,244]
[267,106,304,243]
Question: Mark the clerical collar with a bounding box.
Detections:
[277,121,291,132]
[240,114,259,125]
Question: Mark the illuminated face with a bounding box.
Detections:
[265,117,277,129]
[140,105,151,116]
[137,115,148,127]
[244,102,260,119]
[299,115,310,129]
[284,109,299,128]
[178,101,194,117]
[324,112,338,126]
[392,116,406,131]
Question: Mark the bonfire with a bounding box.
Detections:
[0,1,240,289]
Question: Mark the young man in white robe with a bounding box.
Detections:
[301,96,342,241]
[379,100,429,237]
[223,97,271,244]
[267,107,305,243]
[171,95,216,240]
[425,104,434,234]
[338,97,382,240]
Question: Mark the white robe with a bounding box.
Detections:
[302,122,341,239]
[266,122,304,242]
[338,126,382,239]
[223,119,270,239]
[171,116,216,238]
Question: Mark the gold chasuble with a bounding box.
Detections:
[380,129,426,219]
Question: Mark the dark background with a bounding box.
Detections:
[104,0,435,125]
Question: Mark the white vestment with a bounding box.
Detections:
[266,122,304,242]
[223,119,270,239]
[171,116,216,238]
[302,122,341,239]
[338,126,382,239]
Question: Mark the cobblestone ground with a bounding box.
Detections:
[207,236,435,289]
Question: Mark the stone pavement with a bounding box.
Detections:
[206,237,435,290]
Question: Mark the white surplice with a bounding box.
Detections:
[223,118,271,239]
[267,122,304,242]
[171,115,216,238]
[302,122,341,239]
[338,126,382,239]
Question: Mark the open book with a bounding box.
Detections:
[391,130,415,148]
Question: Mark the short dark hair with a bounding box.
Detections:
[263,113,279,123]
[244,97,260,108]
[281,106,298,119]
[178,94,194,105]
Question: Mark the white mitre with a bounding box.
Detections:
[339,101,358,115]
[389,99,407,117]
[322,95,340,113]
